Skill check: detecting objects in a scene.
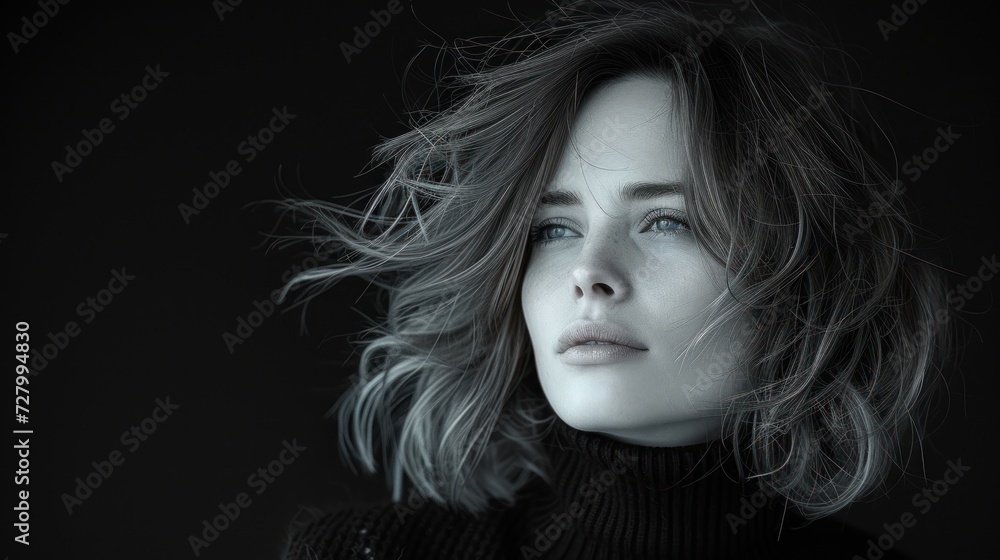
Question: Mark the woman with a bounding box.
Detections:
[279,1,952,558]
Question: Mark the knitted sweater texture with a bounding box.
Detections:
[282,419,909,560]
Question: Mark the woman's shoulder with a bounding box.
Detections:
[281,497,518,560]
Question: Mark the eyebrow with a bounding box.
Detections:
[537,181,685,208]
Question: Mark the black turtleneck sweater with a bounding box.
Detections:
[283,419,911,559]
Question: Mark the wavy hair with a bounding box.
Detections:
[276,0,954,518]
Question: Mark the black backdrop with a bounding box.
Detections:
[4,1,997,558]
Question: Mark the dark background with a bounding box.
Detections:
[4,1,997,558]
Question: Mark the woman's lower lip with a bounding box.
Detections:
[560,344,647,365]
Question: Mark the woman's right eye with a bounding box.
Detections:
[528,221,579,245]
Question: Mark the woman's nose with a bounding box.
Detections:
[571,236,632,303]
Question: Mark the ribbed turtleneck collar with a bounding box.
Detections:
[514,418,790,560]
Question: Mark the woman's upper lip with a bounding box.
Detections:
[556,321,648,353]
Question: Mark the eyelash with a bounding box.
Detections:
[528,208,691,246]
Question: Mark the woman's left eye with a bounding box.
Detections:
[645,216,688,233]
[641,209,690,234]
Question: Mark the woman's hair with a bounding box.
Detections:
[275,0,953,518]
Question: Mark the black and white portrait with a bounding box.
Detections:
[6,1,996,559]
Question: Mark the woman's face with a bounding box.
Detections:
[520,73,748,446]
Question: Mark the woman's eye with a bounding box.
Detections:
[529,222,580,244]
[540,225,571,240]
[530,223,578,244]
[649,217,686,233]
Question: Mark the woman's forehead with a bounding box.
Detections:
[547,74,688,199]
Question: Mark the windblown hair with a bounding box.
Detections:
[277,0,953,518]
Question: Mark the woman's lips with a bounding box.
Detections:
[559,342,648,365]
[556,320,648,354]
